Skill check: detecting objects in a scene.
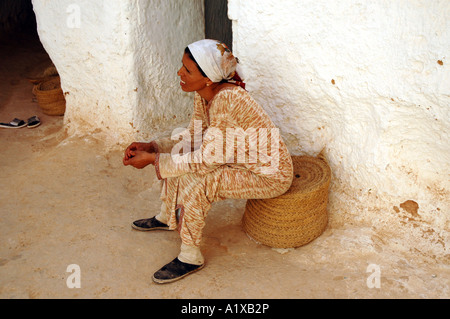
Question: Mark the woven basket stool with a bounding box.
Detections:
[35,76,66,116]
[242,155,331,248]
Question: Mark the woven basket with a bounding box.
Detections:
[242,155,331,248]
[35,76,66,116]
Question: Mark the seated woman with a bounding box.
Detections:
[123,39,293,284]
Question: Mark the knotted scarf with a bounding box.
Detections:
[188,39,246,89]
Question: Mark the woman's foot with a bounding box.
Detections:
[152,258,204,284]
[131,216,170,231]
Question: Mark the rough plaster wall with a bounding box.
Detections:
[131,0,204,142]
[32,0,204,145]
[229,0,449,238]
[32,0,136,144]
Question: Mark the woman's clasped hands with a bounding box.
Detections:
[123,142,157,169]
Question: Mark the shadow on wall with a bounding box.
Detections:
[205,0,232,50]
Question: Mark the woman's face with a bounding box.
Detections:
[177,53,209,92]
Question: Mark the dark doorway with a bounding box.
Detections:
[204,0,233,50]
[0,0,37,40]
[0,0,54,123]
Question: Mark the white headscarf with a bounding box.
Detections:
[187,39,245,87]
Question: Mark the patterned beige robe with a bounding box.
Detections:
[153,86,293,249]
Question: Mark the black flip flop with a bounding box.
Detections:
[0,118,26,129]
[152,258,205,284]
[27,116,41,129]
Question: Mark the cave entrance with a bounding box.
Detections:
[205,0,233,50]
[0,0,57,125]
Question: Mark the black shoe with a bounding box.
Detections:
[131,217,170,231]
[152,258,204,284]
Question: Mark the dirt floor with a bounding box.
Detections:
[0,32,449,300]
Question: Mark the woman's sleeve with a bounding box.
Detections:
[155,94,233,180]
[155,118,229,179]
[151,137,175,154]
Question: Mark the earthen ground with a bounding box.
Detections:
[0,33,448,299]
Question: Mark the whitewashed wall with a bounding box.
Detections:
[32,0,204,145]
[229,0,449,233]
[131,0,204,141]
[32,0,449,246]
